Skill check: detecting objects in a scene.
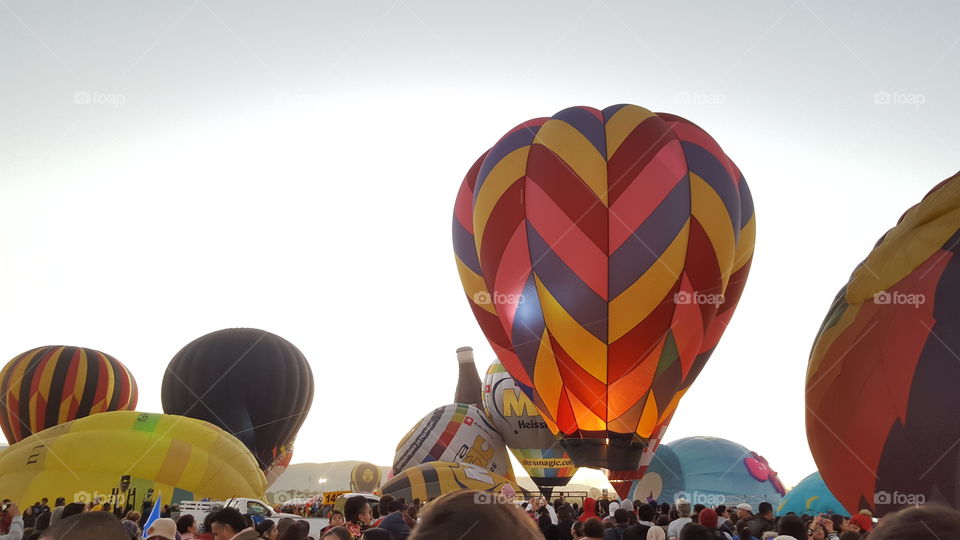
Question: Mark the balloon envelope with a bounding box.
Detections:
[381,461,522,501]
[482,359,576,496]
[454,105,755,475]
[807,171,960,514]
[161,328,314,476]
[777,472,849,517]
[0,410,266,504]
[0,346,138,444]
[351,462,382,493]
[627,436,785,507]
[393,403,514,481]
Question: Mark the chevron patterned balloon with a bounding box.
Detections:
[453,104,755,494]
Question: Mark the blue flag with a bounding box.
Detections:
[141,493,162,539]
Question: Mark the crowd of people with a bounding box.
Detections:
[2,492,960,540]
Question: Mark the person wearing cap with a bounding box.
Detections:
[698,508,731,540]
[735,504,752,521]
[847,513,872,534]
[667,499,693,540]
[146,517,178,540]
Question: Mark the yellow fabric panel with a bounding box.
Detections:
[846,172,960,303]
[533,331,563,424]
[690,173,736,290]
[472,147,530,247]
[455,258,497,316]
[156,438,191,486]
[636,391,659,438]
[533,119,609,205]
[534,275,607,382]
[565,389,606,430]
[609,222,690,341]
[604,105,657,159]
[806,303,861,378]
[36,348,60,404]
[733,215,757,273]
[657,388,687,428]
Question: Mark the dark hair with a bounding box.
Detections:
[829,514,845,531]
[278,521,309,540]
[377,495,394,517]
[362,528,392,540]
[583,518,604,538]
[758,502,773,516]
[321,527,352,540]
[777,515,805,540]
[735,520,752,540]
[660,502,671,516]
[869,504,960,539]
[177,514,196,533]
[39,512,130,540]
[839,532,860,540]
[388,499,404,513]
[614,509,630,525]
[656,515,670,526]
[679,523,710,540]
[638,503,655,522]
[716,505,727,515]
[406,490,542,540]
[61,503,86,520]
[256,519,276,536]
[210,507,246,534]
[558,507,572,521]
[344,496,369,522]
[36,511,52,531]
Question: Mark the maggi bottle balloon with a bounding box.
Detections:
[482,359,577,498]
[454,105,755,497]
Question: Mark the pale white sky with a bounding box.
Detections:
[1,1,958,489]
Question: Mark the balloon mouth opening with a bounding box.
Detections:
[560,435,647,471]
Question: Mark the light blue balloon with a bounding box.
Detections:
[777,472,850,517]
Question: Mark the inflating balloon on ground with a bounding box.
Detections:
[381,461,522,501]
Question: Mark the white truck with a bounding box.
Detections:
[178,497,329,537]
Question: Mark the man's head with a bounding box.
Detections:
[678,522,710,540]
[344,496,372,525]
[42,498,49,505]
[210,507,247,540]
[146,517,177,540]
[40,511,131,540]
[614,509,630,525]
[758,502,773,518]
[558,506,572,522]
[388,499,404,514]
[736,503,752,519]
[715,505,727,518]
[377,495,394,517]
[676,499,692,518]
[870,504,960,539]
[638,503,656,523]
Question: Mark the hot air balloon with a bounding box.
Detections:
[381,461,522,501]
[454,105,755,497]
[0,410,266,503]
[807,171,960,514]
[393,404,514,480]
[351,462,383,493]
[161,328,314,482]
[777,472,849,517]
[0,346,138,444]
[626,436,785,507]
[482,358,577,498]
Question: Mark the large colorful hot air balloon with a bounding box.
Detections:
[0,346,138,444]
[0,410,266,503]
[482,359,577,498]
[393,403,514,480]
[777,472,849,517]
[381,461,522,501]
[453,105,755,496]
[807,171,960,514]
[626,436,785,507]
[161,328,314,482]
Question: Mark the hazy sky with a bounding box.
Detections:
[1,1,958,489]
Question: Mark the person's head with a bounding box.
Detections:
[377,495,394,517]
[648,525,666,540]
[146,517,177,540]
[613,509,629,525]
[638,503,656,523]
[660,502,671,516]
[757,502,773,518]
[177,514,196,534]
[867,504,960,539]
[327,510,344,527]
[679,523,710,540]
[407,490,543,540]
[657,515,670,526]
[125,511,141,522]
[571,520,584,539]
[362,529,392,540]
[321,527,352,540]
[210,507,247,540]
[278,521,309,540]
[848,513,872,533]
[699,508,718,530]
[36,511,52,530]
[558,506,572,522]
[736,503,752,519]
[387,499,404,514]
[582,518,604,539]
[344,496,372,525]
[39,512,132,540]
[538,511,553,530]
[716,505,728,518]
[776,514,805,540]
[42,498,48,505]
[735,520,753,540]
[55,498,65,507]
[676,499,692,518]
[255,518,276,538]
[61,503,86,520]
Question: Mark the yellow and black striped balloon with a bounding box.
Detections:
[0,346,138,444]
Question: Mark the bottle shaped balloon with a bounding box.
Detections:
[454,105,755,496]
[453,347,483,408]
